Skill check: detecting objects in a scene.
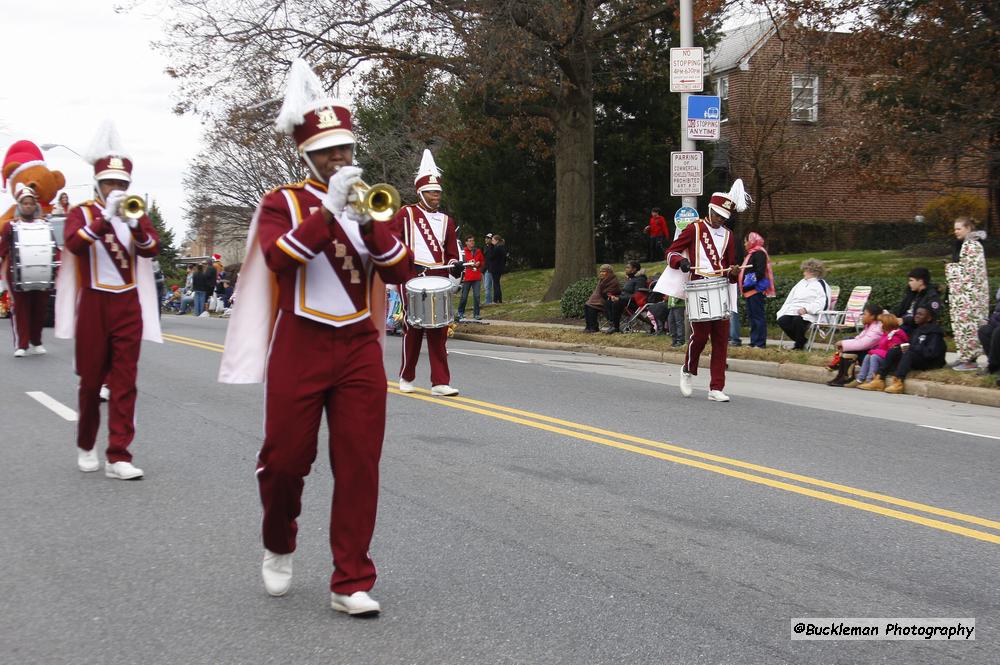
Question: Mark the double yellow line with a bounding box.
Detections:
[162,332,1000,545]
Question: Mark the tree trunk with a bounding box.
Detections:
[543,84,596,301]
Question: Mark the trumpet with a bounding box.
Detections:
[350,181,401,223]
[120,195,146,220]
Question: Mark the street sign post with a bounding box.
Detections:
[686,95,721,141]
[670,151,703,197]
[670,47,704,93]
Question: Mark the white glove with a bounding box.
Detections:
[341,205,371,226]
[323,166,364,215]
[101,190,128,220]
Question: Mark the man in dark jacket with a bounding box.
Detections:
[605,261,646,334]
[977,288,1000,384]
[881,305,947,393]
[893,267,943,335]
[486,235,507,304]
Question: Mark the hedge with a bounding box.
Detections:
[756,221,930,254]
[560,276,599,319]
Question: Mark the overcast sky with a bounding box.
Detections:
[0,1,202,237]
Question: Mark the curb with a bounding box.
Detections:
[452,332,1000,409]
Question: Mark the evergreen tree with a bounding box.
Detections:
[147,202,180,281]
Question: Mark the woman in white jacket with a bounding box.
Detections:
[776,258,830,350]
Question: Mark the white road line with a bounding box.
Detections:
[450,350,531,364]
[25,391,78,422]
[920,425,1000,441]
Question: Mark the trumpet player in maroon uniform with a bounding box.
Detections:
[219,59,409,616]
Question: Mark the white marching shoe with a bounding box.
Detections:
[330,590,381,616]
[99,385,111,402]
[30,345,46,355]
[105,461,144,480]
[13,348,25,357]
[398,378,415,393]
[262,550,293,596]
[707,390,731,402]
[431,384,459,396]
[77,448,99,473]
[679,371,693,398]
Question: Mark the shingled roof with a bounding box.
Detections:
[707,19,780,74]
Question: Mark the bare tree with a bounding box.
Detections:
[157,0,728,299]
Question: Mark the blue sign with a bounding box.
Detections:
[686,95,721,140]
[673,206,699,239]
[687,95,721,121]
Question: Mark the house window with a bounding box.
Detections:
[791,74,818,122]
[714,76,729,122]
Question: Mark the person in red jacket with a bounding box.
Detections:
[457,235,485,321]
[646,207,669,262]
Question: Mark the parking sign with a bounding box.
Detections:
[670,48,704,93]
[670,151,703,197]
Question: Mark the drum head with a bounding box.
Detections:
[406,275,452,291]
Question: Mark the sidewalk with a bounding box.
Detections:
[455,318,999,408]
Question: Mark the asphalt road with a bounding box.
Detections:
[2,314,998,664]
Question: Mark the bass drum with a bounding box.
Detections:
[12,221,59,291]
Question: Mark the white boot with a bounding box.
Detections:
[679,371,693,398]
[431,384,459,396]
[262,550,293,597]
[707,390,730,402]
[77,448,99,472]
[105,461,144,479]
[330,590,381,616]
[30,345,46,355]
[99,385,111,402]
[398,378,415,393]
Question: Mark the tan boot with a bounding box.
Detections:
[858,375,884,391]
[884,376,905,394]
[843,379,860,389]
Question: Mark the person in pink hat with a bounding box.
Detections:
[219,59,410,616]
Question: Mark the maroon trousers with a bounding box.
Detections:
[399,319,450,386]
[10,289,49,350]
[684,318,730,391]
[75,289,143,463]
[257,312,386,594]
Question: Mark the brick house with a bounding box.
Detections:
[707,20,988,233]
[181,204,253,266]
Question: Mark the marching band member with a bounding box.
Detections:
[0,185,53,356]
[219,59,409,616]
[55,120,162,478]
[390,148,462,396]
[656,180,750,402]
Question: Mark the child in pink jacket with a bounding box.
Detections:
[827,302,883,386]
[857,312,909,388]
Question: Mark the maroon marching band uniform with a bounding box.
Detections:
[391,202,459,386]
[252,178,409,594]
[665,220,737,391]
[63,199,159,462]
[0,218,52,351]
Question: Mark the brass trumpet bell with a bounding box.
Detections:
[351,181,401,223]
[120,195,146,220]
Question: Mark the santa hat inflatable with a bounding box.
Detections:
[275,58,355,154]
[415,149,442,196]
[1,140,47,192]
[83,120,132,183]
[708,178,752,219]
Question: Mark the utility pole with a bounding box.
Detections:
[679,0,697,211]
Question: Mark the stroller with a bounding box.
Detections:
[620,282,659,334]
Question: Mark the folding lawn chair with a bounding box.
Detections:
[806,285,872,351]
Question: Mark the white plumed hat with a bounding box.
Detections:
[414,149,442,193]
[83,120,132,182]
[708,178,751,219]
[275,58,355,153]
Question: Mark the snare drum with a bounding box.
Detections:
[404,275,454,328]
[685,276,730,322]
[12,222,59,292]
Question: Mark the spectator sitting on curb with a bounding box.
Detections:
[776,258,830,350]
[583,264,621,333]
[856,312,908,390]
[874,305,947,394]
[892,267,942,335]
[827,301,884,387]
[976,287,1000,386]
